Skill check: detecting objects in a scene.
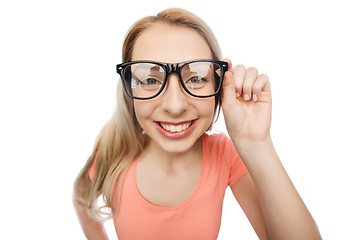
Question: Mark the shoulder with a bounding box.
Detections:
[88,150,100,181]
[203,133,236,155]
[202,133,240,167]
[202,132,229,147]
[203,133,248,186]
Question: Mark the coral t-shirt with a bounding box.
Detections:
[89,133,248,240]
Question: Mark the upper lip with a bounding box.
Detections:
[155,119,197,125]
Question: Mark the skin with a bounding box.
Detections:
[73,200,109,240]
[132,24,214,160]
[132,23,215,207]
[75,22,322,239]
[222,50,322,239]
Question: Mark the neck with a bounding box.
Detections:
[138,137,203,173]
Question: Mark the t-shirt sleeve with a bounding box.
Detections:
[222,134,248,186]
[88,150,99,181]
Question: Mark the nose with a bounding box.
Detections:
[161,73,188,116]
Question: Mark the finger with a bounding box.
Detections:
[222,58,233,73]
[243,67,258,101]
[222,70,236,105]
[233,64,246,98]
[252,74,269,102]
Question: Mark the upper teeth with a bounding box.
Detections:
[160,122,191,132]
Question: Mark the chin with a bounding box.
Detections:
[152,132,203,155]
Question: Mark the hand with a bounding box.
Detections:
[221,59,272,144]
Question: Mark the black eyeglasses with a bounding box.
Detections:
[116,59,228,100]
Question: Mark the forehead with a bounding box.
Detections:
[131,23,212,63]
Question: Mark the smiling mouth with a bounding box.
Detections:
[158,121,194,133]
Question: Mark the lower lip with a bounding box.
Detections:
[155,120,197,139]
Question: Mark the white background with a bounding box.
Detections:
[1,0,359,239]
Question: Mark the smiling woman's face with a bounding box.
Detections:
[131,23,215,154]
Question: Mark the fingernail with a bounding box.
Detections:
[253,94,257,102]
[244,94,250,101]
[236,92,240,98]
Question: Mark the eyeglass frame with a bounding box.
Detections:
[116,59,228,100]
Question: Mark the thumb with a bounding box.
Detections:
[222,70,237,107]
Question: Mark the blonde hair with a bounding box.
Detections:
[73,7,223,221]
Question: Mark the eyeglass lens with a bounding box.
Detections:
[123,61,222,98]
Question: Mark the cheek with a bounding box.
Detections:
[197,98,215,119]
[133,101,154,123]
[198,99,216,131]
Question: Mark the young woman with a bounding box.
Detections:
[73,8,321,240]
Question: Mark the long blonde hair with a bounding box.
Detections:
[73,7,223,221]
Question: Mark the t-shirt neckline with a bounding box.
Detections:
[132,134,207,211]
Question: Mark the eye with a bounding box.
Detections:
[140,78,162,85]
[186,76,208,84]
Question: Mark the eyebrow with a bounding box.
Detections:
[150,65,161,72]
